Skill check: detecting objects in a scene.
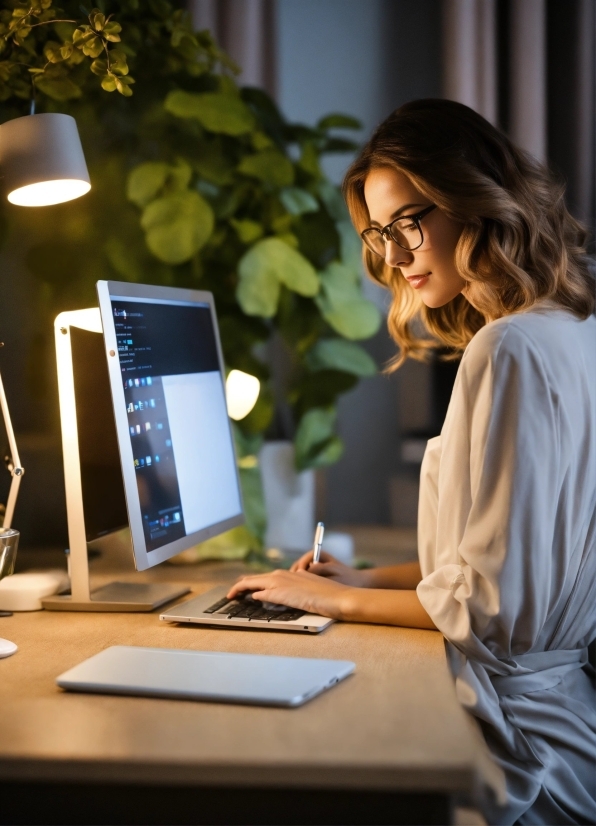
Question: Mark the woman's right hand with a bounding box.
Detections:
[290,550,371,588]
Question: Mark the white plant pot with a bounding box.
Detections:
[259,441,315,554]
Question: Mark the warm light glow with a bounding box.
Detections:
[63,308,103,333]
[226,370,260,421]
[7,178,91,207]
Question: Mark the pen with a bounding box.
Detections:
[312,522,325,564]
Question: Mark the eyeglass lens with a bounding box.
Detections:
[363,218,423,256]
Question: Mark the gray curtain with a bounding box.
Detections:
[189,0,277,98]
[442,0,595,242]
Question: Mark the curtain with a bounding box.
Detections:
[442,0,595,240]
[188,0,277,98]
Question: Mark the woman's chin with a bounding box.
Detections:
[419,286,466,309]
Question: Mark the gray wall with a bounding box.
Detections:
[276,0,441,524]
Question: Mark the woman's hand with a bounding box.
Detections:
[290,550,372,587]
[226,569,351,620]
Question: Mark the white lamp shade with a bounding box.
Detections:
[226,369,260,421]
[0,113,90,206]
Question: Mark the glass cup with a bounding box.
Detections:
[0,529,19,580]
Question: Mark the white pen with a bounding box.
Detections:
[312,522,325,564]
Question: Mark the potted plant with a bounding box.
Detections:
[0,0,381,562]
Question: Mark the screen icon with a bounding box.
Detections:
[146,456,152,466]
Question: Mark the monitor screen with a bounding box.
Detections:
[97,281,244,571]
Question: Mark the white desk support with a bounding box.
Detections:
[0,346,24,530]
[42,308,189,612]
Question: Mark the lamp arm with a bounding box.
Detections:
[0,369,23,530]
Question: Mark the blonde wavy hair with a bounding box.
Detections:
[343,99,595,368]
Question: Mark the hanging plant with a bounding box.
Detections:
[0,0,381,559]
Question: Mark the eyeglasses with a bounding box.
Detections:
[361,204,437,257]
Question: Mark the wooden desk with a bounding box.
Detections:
[0,531,499,825]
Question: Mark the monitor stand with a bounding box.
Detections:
[42,308,190,613]
[42,532,189,612]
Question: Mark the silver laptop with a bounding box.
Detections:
[57,645,355,707]
[160,586,334,634]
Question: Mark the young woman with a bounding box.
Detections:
[228,100,596,825]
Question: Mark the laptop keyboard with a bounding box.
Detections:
[204,595,306,623]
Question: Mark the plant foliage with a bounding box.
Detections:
[0,0,382,553]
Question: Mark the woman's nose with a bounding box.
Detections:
[385,238,413,268]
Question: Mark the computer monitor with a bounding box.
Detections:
[43,281,244,612]
[98,280,244,570]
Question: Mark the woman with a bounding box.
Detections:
[229,100,596,825]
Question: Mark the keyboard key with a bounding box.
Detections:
[204,597,233,614]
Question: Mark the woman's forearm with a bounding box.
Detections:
[339,586,436,630]
[362,561,423,590]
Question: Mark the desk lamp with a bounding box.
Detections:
[0,111,90,655]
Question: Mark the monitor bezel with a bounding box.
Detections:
[96,280,244,572]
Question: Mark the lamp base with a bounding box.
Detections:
[42,580,190,612]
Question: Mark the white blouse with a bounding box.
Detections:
[416,306,596,825]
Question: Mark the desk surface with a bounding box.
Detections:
[0,529,496,798]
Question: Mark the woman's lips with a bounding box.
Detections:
[405,274,430,289]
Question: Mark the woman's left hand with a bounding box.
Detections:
[226,569,351,620]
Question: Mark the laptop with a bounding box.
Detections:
[160,586,335,634]
[56,645,355,707]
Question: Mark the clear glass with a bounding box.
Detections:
[0,529,19,580]
[361,205,436,257]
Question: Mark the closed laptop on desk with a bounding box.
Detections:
[56,646,355,707]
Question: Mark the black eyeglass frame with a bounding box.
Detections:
[361,204,437,256]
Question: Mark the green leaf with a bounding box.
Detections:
[34,75,82,101]
[294,407,344,470]
[141,190,214,264]
[109,48,129,75]
[238,149,294,187]
[318,180,349,222]
[187,525,259,562]
[306,339,377,377]
[231,218,263,244]
[237,256,281,318]
[238,465,267,542]
[279,187,319,216]
[168,158,192,192]
[237,238,319,318]
[299,142,320,178]
[103,21,122,42]
[114,76,134,96]
[126,162,169,207]
[89,11,106,31]
[104,236,143,282]
[317,113,362,130]
[337,219,362,274]
[44,41,65,64]
[307,436,344,469]
[316,262,381,340]
[90,57,108,76]
[101,75,117,92]
[165,90,254,135]
[194,140,234,185]
[292,370,358,416]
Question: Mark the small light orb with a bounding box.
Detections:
[226,369,260,421]
[8,179,91,207]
